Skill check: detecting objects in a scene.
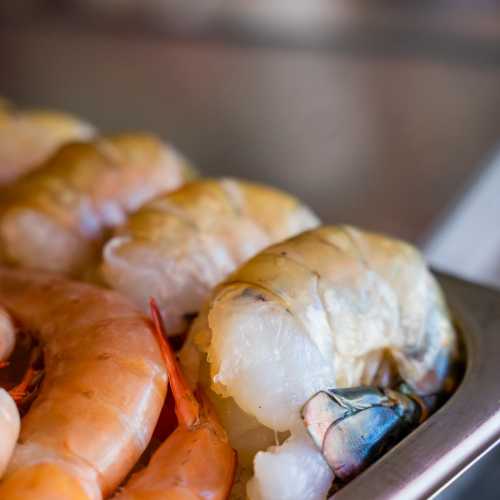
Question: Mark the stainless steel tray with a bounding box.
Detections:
[333,273,500,499]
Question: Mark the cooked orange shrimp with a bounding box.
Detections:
[0,307,20,479]
[0,268,167,499]
[0,133,192,276]
[181,225,458,499]
[0,99,95,184]
[114,299,235,500]
[102,178,319,334]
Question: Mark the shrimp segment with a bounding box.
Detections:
[102,178,319,334]
[0,100,95,185]
[114,300,235,500]
[0,134,192,276]
[0,268,167,499]
[0,308,20,479]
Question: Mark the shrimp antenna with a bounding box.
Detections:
[149,298,200,427]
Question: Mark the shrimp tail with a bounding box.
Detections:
[149,298,200,427]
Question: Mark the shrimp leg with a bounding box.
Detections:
[114,299,236,500]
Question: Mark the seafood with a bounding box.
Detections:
[0,390,19,480]
[180,225,458,499]
[0,100,95,184]
[114,300,236,499]
[0,307,15,363]
[102,178,319,334]
[0,134,192,276]
[0,268,167,499]
[0,308,20,479]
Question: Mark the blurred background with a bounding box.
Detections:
[1,1,499,498]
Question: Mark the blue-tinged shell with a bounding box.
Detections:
[302,386,422,482]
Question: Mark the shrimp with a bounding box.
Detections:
[0,99,95,185]
[0,390,20,480]
[101,178,319,335]
[0,133,193,276]
[0,268,167,499]
[0,307,20,479]
[114,300,236,500]
[180,225,458,499]
[0,306,15,363]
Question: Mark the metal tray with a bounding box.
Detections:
[333,273,500,499]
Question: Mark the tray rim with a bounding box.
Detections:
[331,272,500,499]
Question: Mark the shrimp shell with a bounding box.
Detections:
[0,268,167,499]
[102,178,319,334]
[0,100,95,185]
[0,133,192,276]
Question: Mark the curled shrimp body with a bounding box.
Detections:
[114,301,235,500]
[0,134,192,276]
[181,225,458,499]
[0,100,95,185]
[0,268,167,499]
[0,308,20,479]
[102,178,319,335]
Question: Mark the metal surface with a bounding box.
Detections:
[333,273,500,499]
[426,149,500,288]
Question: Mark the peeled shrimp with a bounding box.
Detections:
[0,307,20,479]
[180,225,458,500]
[0,307,15,363]
[0,100,95,185]
[114,300,236,499]
[102,178,319,334]
[0,133,192,276]
[0,268,167,499]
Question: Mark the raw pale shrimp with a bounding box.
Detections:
[180,225,458,500]
[0,133,193,276]
[114,300,236,499]
[102,178,319,335]
[0,99,95,185]
[0,307,20,479]
[0,268,167,499]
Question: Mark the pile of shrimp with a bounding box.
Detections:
[0,101,459,500]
